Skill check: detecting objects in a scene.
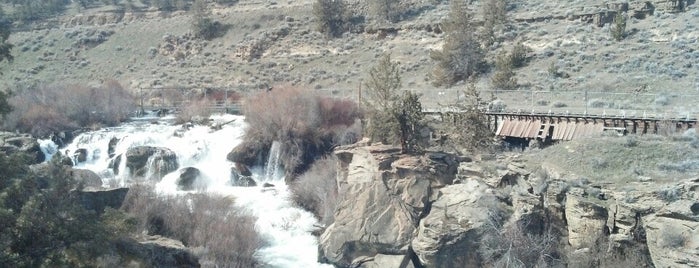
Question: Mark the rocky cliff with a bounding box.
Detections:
[319,145,699,267]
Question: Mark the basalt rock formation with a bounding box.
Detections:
[319,146,699,267]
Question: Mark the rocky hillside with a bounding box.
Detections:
[1,0,698,116]
[320,138,698,267]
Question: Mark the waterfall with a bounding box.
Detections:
[38,139,58,161]
[265,141,283,181]
[58,114,330,267]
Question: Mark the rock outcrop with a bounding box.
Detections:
[77,187,129,214]
[116,235,200,267]
[125,146,179,182]
[176,167,204,191]
[319,144,459,267]
[319,146,699,267]
[412,179,507,267]
[0,132,45,164]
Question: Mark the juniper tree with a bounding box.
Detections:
[611,12,627,41]
[491,51,517,91]
[313,0,350,38]
[370,0,400,23]
[0,9,13,64]
[480,0,507,47]
[442,81,493,152]
[364,54,425,153]
[431,0,485,87]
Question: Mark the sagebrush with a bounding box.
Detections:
[290,156,338,226]
[121,185,263,267]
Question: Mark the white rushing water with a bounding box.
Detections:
[54,113,331,268]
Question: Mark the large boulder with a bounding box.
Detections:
[412,179,507,268]
[108,137,119,158]
[644,212,699,267]
[319,144,459,267]
[641,179,699,268]
[176,167,205,191]
[227,141,268,168]
[77,187,129,214]
[74,148,89,163]
[70,168,103,188]
[351,254,414,268]
[564,191,610,250]
[30,161,102,188]
[0,132,45,164]
[125,146,179,182]
[116,235,199,267]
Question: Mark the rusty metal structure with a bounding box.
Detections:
[486,112,697,141]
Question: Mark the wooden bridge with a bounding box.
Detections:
[485,111,698,141]
[140,101,243,115]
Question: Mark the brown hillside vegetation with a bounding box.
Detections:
[0,0,696,118]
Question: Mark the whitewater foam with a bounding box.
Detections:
[57,114,331,267]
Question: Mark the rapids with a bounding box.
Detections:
[49,113,331,267]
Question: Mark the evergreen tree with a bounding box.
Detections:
[441,81,493,152]
[312,0,350,38]
[364,54,425,153]
[480,0,507,47]
[370,0,400,23]
[0,8,12,64]
[0,153,134,266]
[431,0,485,87]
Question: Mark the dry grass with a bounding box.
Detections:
[121,185,263,267]
[526,134,699,185]
[290,155,338,226]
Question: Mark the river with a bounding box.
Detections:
[45,113,330,267]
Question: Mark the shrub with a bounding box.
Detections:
[441,82,494,152]
[480,0,507,47]
[370,0,401,23]
[0,16,12,64]
[479,212,562,267]
[509,42,532,68]
[214,0,238,4]
[611,12,627,41]
[552,101,567,108]
[191,0,229,40]
[491,51,517,90]
[241,87,361,178]
[0,89,12,118]
[364,54,426,153]
[176,98,214,124]
[4,80,135,136]
[290,156,338,226]
[313,0,351,38]
[548,62,564,78]
[121,185,262,266]
[431,0,485,87]
[659,228,689,248]
[0,153,135,267]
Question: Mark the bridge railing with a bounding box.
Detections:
[136,86,243,113]
[421,89,699,121]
